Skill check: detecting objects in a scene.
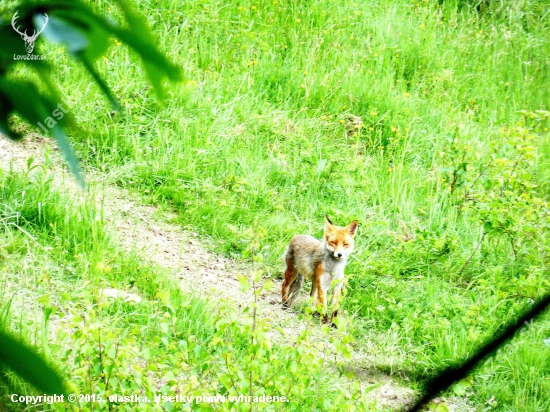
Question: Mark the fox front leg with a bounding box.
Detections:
[328,277,345,327]
[314,265,330,320]
[282,259,298,307]
[318,272,335,324]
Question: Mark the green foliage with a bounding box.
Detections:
[0,168,372,411]
[0,0,181,396]
[201,223,367,411]
[63,0,548,408]
[2,0,550,410]
[475,313,550,411]
[0,328,66,395]
[0,166,108,257]
[0,0,181,186]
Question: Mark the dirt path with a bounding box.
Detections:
[1,134,420,410]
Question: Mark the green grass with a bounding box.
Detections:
[0,168,365,411]
[2,0,550,410]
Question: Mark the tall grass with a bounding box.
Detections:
[3,0,550,409]
[57,0,550,408]
[0,166,367,411]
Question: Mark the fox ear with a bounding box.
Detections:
[346,220,359,236]
[324,215,334,230]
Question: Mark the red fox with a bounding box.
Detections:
[281,215,358,325]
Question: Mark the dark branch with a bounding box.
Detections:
[406,290,550,411]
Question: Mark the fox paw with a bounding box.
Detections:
[322,311,338,328]
[321,318,338,329]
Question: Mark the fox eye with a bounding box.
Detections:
[343,243,349,247]
[329,240,336,245]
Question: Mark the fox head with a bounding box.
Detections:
[324,215,358,260]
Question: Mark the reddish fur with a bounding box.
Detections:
[281,265,295,305]
[315,263,326,306]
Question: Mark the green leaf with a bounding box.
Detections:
[452,376,473,396]
[0,79,85,187]
[426,401,450,412]
[0,19,33,60]
[263,280,275,291]
[0,329,66,394]
[112,0,181,97]
[30,1,110,58]
[77,53,120,110]
[332,316,345,330]
[237,274,250,292]
[363,382,384,394]
[41,15,90,54]
[156,290,170,304]
[434,237,446,251]
[49,123,86,188]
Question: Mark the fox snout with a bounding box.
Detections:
[327,245,346,259]
[326,243,350,259]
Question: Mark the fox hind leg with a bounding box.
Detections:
[282,262,297,308]
[286,274,303,307]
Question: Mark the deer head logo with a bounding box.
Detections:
[11,11,49,54]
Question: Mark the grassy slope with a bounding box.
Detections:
[69,0,550,409]
[2,0,550,410]
[0,167,366,411]
[0,169,207,408]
